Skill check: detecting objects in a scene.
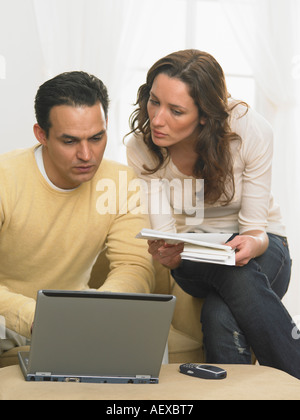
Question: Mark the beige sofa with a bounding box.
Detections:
[0,251,204,368]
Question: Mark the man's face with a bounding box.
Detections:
[34,103,108,189]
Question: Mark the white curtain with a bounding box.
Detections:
[221,0,300,316]
[33,0,151,162]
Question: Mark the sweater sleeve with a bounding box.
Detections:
[97,167,155,294]
[0,285,35,339]
[0,195,35,339]
[237,108,274,234]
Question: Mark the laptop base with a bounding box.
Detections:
[19,351,159,384]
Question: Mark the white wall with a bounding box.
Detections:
[0,1,46,153]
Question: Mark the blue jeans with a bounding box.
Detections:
[172,234,300,379]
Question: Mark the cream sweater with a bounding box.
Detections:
[0,146,154,338]
[127,104,285,236]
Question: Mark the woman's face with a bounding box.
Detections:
[147,73,204,149]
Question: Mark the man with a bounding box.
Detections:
[0,71,154,355]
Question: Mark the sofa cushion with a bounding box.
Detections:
[0,346,30,368]
[168,326,204,363]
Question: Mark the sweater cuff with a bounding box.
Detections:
[16,299,36,339]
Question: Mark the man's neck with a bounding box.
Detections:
[34,145,77,192]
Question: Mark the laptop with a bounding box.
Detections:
[18,290,176,384]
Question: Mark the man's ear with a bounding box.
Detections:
[33,124,47,146]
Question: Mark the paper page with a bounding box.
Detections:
[183,244,234,257]
[181,256,235,266]
[181,251,236,266]
[136,228,233,250]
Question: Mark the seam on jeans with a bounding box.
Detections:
[269,253,286,289]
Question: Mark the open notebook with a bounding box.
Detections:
[136,228,236,266]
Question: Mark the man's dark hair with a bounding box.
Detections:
[35,71,110,136]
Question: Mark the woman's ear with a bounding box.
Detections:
[33,124,47,146]
[200,116,207,126]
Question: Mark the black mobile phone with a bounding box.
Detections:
[179,363,227,380]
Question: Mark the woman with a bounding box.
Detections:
[126,49,300,379]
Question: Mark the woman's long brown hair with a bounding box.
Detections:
[127,49,248,205]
